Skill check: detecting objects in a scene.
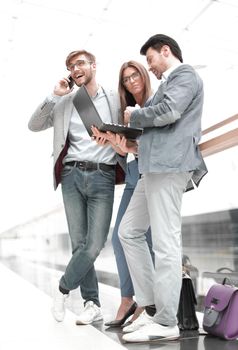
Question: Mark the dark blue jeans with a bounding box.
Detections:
[59,164,115,307]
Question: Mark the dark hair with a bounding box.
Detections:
[118,60,152,122]
[65,50,96,68]
[140,34,183,63]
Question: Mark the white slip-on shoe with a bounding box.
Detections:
[122,322,180,343]
[51,287,69,322]
[122,310,153,333]
[75,301,103,325]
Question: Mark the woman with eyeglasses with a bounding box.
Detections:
[92,61,154,327]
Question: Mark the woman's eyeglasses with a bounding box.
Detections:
[122,71,141,85]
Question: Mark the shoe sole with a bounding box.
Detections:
[75,316,103,325]
[104,323,123,328]
[123,335,180,343]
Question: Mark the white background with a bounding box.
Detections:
[1,0,238,233]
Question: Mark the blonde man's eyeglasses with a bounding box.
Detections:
[67,60,93,71]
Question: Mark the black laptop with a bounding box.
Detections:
[72,85,143,140]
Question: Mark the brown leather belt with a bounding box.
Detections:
[66,161,115,172]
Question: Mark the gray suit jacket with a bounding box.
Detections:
[130,64,207,190]
[28,87,126,189]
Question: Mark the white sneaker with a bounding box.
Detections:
[75,301,103,325]
[51,287,69,322]
[122,322,180,343]
[123,310,153,333]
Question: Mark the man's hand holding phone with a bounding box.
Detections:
[67,75,75,89]
[53,75,75,96]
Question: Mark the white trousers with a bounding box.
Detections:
[119,172,192,326]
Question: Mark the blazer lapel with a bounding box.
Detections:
[151,81,167,105]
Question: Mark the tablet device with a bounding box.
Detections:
[72,85,143,140]
[99,123,143,140]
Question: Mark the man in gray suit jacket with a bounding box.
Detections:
[117,35,207,342]
[28,49,125,324]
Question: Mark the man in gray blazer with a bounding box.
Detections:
[28,49,125,324]
[118,35,207,342]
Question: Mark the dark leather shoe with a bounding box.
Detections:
[104,302,137,327]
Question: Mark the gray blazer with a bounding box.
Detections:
[28,87,126,189]
[130,64,207,190]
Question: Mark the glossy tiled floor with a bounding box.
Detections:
[1,256,238,350]
[0,262,124,350]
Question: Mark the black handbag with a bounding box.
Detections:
[177,257,199,330]
[146,255,200,330]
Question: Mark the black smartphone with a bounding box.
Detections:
[68,75,75,89]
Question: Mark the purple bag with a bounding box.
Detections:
[203,278,238,340]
